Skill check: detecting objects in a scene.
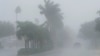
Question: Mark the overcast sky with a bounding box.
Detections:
[0,0,100,33]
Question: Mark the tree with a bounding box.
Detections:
[95,17,100,31]
[79,11,100,49]
[97,10,100,15]
[95,10,100,32]
[39,0,64,48]
[15,6,21,20]
[16,21,53,49]
[0,21,15,38]
[16,21,38,48]
[79,20,100,49]
[94,11,100,49]
[0,21,15,49]
[39,0,63,31]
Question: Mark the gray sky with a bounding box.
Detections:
[0,0,100,33]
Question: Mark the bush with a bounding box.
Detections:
[17,48,34,56]
[17,48,53,56]
[0,42,3,49]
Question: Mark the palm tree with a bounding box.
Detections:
[39,0,64,48]
[15,6,21,21]
[39,0,63,31]
[16,21,38,48]
[16,21,53,49]
[95,10,100,31]
[97,10,100,16]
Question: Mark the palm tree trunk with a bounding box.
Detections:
[25,39,29,48]
[16,13,18,21]
[15,13,18,33]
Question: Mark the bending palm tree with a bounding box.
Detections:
[15,6,21,21]
[39,0,64,48]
